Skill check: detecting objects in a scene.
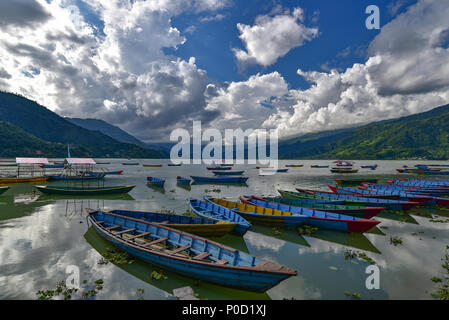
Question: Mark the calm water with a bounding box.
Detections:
[0,159,448,300]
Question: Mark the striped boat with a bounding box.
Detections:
[254,195,383,219]
[212,171,244,176]
[189,198,251,235]
[91,209,238,237]
[329,186,432,204]
[205,197,309,228]
[86,209,296,292]
[239,197,380,233]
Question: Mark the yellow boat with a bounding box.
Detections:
[0,176,49,184]
[142,164,163,167]
[205,197,308,227]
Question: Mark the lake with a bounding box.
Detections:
[0,159,448,300]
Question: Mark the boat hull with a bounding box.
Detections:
[0,176,49,184]
[35,185,135,195]
[191,176,248,183]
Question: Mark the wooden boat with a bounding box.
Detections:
[361,165,378,170]
[330,168,358,173]
[189,198,251,235]
[293,188,419,211]
[95,162,111,165]
[0,176,49,184]
[220,164,234,167]
[81,170,123,176]
[0,186,9,195]
[239,197,380,233]
[147,177,165,187]
[212,171,244,176]
[35,185,135,195]
[329,186,431,205]
[207,167,231,170]
[255,166,273,169]
[335,178,379,187]
[143,164,163,167]
[285,165,303,167]
[122,162,139,165]
[91,209,238,237]
[167,163,182,166]
[255,196,383,219]
[191,176,248,183]
[205,197,309,228]
[176,176,191,185]
[311,165,329,168]
[87,209,296,292]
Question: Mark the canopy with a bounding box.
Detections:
[16,157,49,164]
[64,158,96,165]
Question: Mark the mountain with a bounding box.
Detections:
[0,91,167,158]
[65,117,147,148]
[278,104,449,160]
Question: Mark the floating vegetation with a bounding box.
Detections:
[150,270,168,281]
[169,189,176,193]
[379,226,389,229]
[430,249,449,300]
[159,209,176,215]
[297,225,318,236]
[272,227,282,236]
[390,236,403,246]
[328,266,338,271]
[344,291,361,299]
[183,209,195,217]
[429,218,449,223]
[36,279,104,300]
[98,248,135,265]
[136,288,145,300]
[344,250,376,265]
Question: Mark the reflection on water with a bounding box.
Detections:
[0,159,449,299]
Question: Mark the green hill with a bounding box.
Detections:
[0,91,167,158]
[278,104,449,160]
[65,117,148,148]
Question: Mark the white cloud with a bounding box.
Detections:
[233,7,318,69]
[0,0,227,141]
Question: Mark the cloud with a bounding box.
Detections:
[233,7,318,69]
[0,0,228,142]
[0,0,51,28]
[200,13,226,22]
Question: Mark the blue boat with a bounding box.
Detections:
[87,209,296,292]
[147,177,165,187]
[176,176,191,185]
[123,162,139,165]
[189,198,251,235]
[191,176,248,183]
[213,171,244,176]
[207,167,231,171]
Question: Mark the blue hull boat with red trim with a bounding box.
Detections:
[191,176,248,183]
[295,188,419,211]
[147,176,165,187]
[239,197,380,233]
[86,209,295,292]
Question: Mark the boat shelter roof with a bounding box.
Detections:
[64,158,96,165]
[16,157,49,164]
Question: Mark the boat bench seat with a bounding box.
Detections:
[193,252,211,260]
[142,237,168,247]
[168,245,190,255]
[159,221,170,224]
[216,259,228,265]
[127,232,151,241]
[115,228,136,235]
[105,225,120,230]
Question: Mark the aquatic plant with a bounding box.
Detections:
[297,225,318,236]
[430,249,449,300]
[98,247,135,265]
[390,236,403,246]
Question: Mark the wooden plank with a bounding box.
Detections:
[96,220,104,224]
[192,252,211,260]
[115,228,136,235]
[216,259,228,265]
[127,232,151,241]
[168,245,190,255]
[159,221,170,224]
[105,225,120,230]
[254,260,284,272]
[142,237,168,247]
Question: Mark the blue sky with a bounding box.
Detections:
[1,0,447,142]
[166,0,415,89]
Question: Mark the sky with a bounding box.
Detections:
[0,0,449,142]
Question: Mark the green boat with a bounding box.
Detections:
[35,185,136,195]
[335,178,379,187]
[260,196,383,219]
[0,186,9,195]
[278,189,369,206]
